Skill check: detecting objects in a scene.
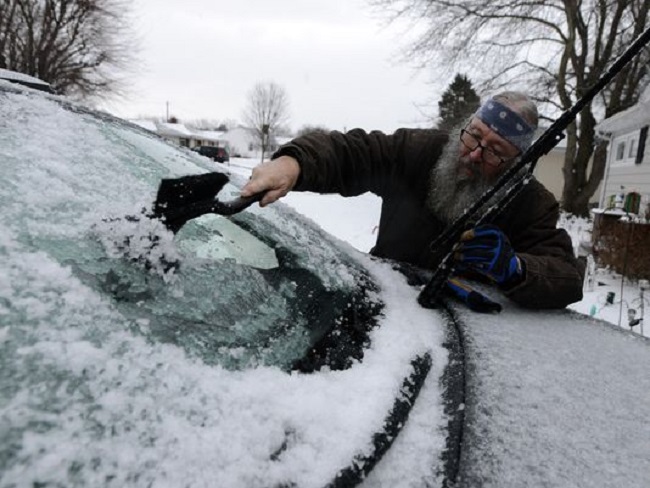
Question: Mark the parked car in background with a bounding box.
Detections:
[193,144,230,163]
[3,79,650,488]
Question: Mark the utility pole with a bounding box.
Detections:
[166,101,169,122]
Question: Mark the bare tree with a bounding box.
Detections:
[242,81,290,162]
[0,0,137,99]
[371,0,650,216]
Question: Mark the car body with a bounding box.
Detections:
[447,301,650,487]
[0,80,448,487]
[0,68,53,93]
[2,79,650,488]
[193,144,230,163]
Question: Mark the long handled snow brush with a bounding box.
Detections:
[153,172,265,233]
[418,25,650,310]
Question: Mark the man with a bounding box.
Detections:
[241,92,584,309]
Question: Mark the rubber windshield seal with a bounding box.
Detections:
[324,352,433,488]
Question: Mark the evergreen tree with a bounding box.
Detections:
[437,74,480,131]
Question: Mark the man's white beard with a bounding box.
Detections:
[426,136,500,224]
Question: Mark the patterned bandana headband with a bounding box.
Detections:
[475,99,535,153]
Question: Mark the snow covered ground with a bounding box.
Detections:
[222,157,650,338]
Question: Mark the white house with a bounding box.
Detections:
[595,85,650,211]
[129,120,227,150]
[591,87,650,278]
[155,122,196,148]
[129,121,268,158]
[528,126,602,206]
[532,131,568,202]
[193,129,227,149]
[219,127,257,158]
[220,127,285,159]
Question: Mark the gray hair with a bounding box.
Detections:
[491,91,539,130]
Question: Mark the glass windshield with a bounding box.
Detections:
[2,85,440,488]
[0,87,378,372]
[176,214,278,269]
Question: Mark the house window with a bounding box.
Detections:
[611,131,640,166]
[628,137,638,159]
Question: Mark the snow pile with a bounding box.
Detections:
[92,211,181,280]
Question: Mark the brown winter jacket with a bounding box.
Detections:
[273,128,585,309]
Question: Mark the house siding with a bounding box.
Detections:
[600,129,650,207]
[592,90,650,279]
[533,148,600,205]
[533,149,564,201]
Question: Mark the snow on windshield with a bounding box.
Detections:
[1,226,448,487]
[0,90,449,487]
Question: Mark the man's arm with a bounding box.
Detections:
[241,128,445,205]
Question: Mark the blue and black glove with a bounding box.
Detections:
[453,224,524,287]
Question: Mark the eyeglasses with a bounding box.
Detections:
[459,129,515,167]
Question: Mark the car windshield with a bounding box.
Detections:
[0,85,450,488]
[0,87,377,371]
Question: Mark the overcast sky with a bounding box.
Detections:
[103,0,440,133]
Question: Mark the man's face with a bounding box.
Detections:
[427,117,522,224]
[457,117,521,181]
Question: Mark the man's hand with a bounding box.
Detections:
[453,224,523,286]
[240,155,301,207]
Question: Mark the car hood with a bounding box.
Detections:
[450,298,650,487]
